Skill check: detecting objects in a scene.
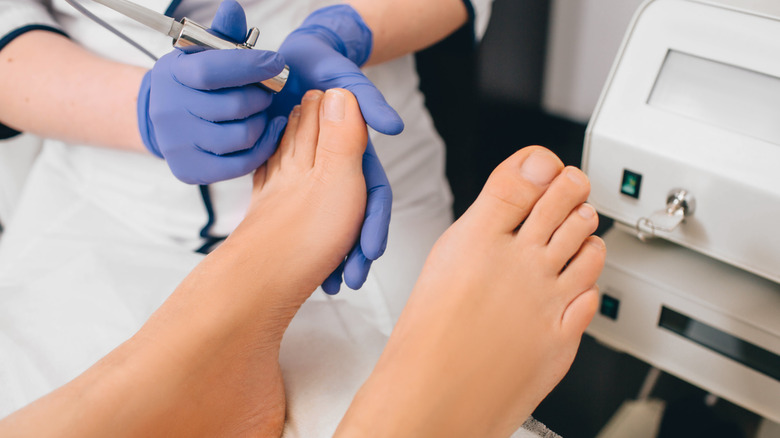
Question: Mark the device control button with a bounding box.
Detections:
[600,294,620,320]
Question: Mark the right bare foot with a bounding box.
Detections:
[0,89,372,438]
[337,146,606,437]
[112,89,370,437]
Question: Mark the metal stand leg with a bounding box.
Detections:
[596,367,666,438]
[756,418,780,438]
[637,367,662,401]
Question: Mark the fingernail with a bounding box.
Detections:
[566,168,588,185]
[520,150,559,186]
[323,89,345,121]
[290,105,301,118]
[578,204,596,219]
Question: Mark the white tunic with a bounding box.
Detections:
[0,2,553,437]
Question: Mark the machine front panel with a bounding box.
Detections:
[584,0,780,282]
[588,229,780,422]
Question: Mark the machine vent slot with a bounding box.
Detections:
[659,306,780,381]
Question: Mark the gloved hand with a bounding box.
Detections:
[272,5,400,293]
[321,139,392,294]
[271,5,404,135]
[137,0,288,184]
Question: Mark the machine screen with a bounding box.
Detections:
[659,307,780,381]
[648,50,780,145]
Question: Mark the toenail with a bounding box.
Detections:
[566,168,587,185]
[290,105,301,117]
[588,237,605,250]
[323,89,346,121]
[520,151,559,186]
[303,91,323,101]
[578,204,596,219]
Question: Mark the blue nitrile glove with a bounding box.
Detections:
[273,5,400,292]
[137,0,288,184]
[322,139,392,294]
[271,5,404,135]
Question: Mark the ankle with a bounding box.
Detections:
[122,328,287,436]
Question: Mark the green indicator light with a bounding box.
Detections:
[620,169,642,199]
[600,294,620,320]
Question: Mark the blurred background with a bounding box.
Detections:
[415,0,765,437]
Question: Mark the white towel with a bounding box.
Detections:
[280,293,561,437]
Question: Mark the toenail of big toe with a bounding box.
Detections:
[324,89,346,121]
[520,151,559,186]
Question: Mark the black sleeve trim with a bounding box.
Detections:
[0,24,69,54]
[165,0,184,18]
[195,185,227,254]
[460,0,477,43]
[0,25,70,140]
[0,125,21,141]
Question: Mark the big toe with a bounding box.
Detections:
[313,89,368,171]
[465,146,564,232]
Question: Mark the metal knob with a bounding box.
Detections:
[245,28,260,48]
[665,188,696,217]
[636,188,696,241]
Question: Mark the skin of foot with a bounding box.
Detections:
[0,89,369,438]
[336,146,606,437]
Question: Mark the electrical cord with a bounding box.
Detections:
[63,0,227,254]
[63,0,158,61]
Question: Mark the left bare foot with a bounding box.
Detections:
[337,147,605,437]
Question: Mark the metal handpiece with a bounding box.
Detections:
[86,0,288,92]
[173,19,289,92]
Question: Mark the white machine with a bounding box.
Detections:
[583,0,780,425]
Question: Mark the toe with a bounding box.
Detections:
[520,167,590,246]
[314,89,368,170]
[546,203,599,271]
[268,105,299,173]
[561,286,599,336]
[276,105,300,163]
[293,90,324,168]
[464,146,564,233]
[560,236,606,293]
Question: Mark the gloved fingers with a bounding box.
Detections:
[166,116,287,184]
[188,112,268,155]
[136,71,162,157]
[322,260,346,295]
[342,81,404,136]
[210,0,248,43]
[359,140,392,260]
[232,114,288,164]
[244,114,288,163]
[343,244,372,290]
[186,85,273,122]
[171,49,286,90]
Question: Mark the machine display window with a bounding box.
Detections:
[658,306,780,381]
[648,50,780,145]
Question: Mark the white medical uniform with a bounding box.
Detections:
[0,2,557,437]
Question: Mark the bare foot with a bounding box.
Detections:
[336,146,606,437]
[79,89,368,437]
[0,90,369,437]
